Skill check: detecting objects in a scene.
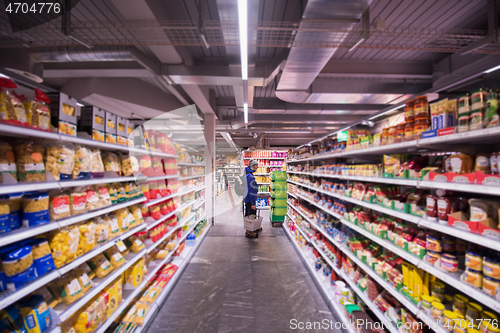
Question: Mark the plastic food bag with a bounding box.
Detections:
[104,247,125,269]
[94,218,109,245]
[95,185,111,207]
[14,141,45,182]
[69,189,87,216]
[45,143,75,181]
[73,267,92,294]
[55,272,85,305]
[129,205,144,225]
[49,191,71,221]
[22,191,49,227]
[87,253,113,279]
[79,262,95,280]
[24,88,51,131]
[28,238,56,276]
[85,186,102,211]
[0,245,33,277]
[77,222,96,257]
[124,236,145,253]
[103,153,120,175]
[72,146,92,180]
[0,78,28,125]
[0,141,17,182]
[120,155,136,177]
[99,214,120,239]
[115,184,127,203]
[7,192,22,230]
[0,196,9,234]
[91,149,105,178]
[106,184,117,204]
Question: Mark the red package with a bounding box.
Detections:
[149,204,161,220]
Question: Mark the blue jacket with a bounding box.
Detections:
[244,166,258,204]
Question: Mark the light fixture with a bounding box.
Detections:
[5,68,43,83]
[0,73,10,79]
[69,35,93,49]
[244,102,248,123]
[76,103,85,107]
[368,105,404,120]
[238,0,248,80]
[200,33,210,49]
[484,65,500,73]
[348,38,365,52]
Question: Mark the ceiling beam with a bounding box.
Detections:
[320,59,433,79]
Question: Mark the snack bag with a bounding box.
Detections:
[14,141,45,182]
[24,88,51,131]
[90,149,105,178]
[72,146,92,180]
[0,78,28,125]
[0,141,17,182]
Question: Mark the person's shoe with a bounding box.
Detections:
[255,227,262,233]
[245,231,258,238]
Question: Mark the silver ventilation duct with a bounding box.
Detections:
[29,47,136,63]
[277,0,372,101]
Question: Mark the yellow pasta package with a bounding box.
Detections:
[14,141,46,183]
[87,254,113,279]
[49,227,79,268]
[72,145,92,180]
[94,218,109,246]
[55,272,85,306]
[103,277,122,318]
[124,236,145,253]
[73,267,92,294]
[77,222,96,257]
[124,257,144,288]
[104,247,126,269]
[132,302,150,325]
[74,293,108,333]
[78,262,95,280]
[129,205,144,225]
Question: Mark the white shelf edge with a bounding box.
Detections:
[178,162,205,167]
[178,174,205,181]
[0,222,60,248]
[142,186,205,208]
[145,199,196,231]
[141,174,179,182]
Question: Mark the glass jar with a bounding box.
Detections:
[431,301,445,321]
[395,123,405,143]
[464,268,483,288]
[381,128,389,146]
[405,99,414,122]
[432,281,446,301]
[471,88,488,109]
[404,122,414,141]
[414,95,429,120]
[387,126,397,145]
[444,311,459,332]
[465,252,483,271]
[414,118,429,140]
[441,253,459,272]
[466,303,483,327]
[453,294,469,316]
[483,257,500,279]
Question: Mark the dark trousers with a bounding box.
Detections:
[244,202,256,217]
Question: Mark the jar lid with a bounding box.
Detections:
[468,302,483,311]
[415,95,428,100]
[466,251,482,257]
[427,235,439,241]
[466,268,482,274]
[422,295,434,303]
[482,311,498,320]
[443,253,458,260]
[432,302,445,310]
[484,257,500,265]
[468,329,481,333]
[483,276,500,283]
[454,294,469,303]
[445,295,454,303]
[444,310,457,319]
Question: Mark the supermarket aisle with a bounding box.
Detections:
[146,188,339,333]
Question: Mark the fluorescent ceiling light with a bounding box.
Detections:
[244,103,248,123]
[200,33,210,49]
[484,65,500,73]
[0,73,10,79]
[76,103,85,107]
[238,0,248,80]
[348,38,365,52]
[368,105,404,120]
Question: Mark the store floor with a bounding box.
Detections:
[146,189,339,333]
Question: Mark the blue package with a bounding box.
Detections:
[0,270,5,292]
[0,244,36,289]
[2,303,28,333]
[20,295,51,333]
[421,130,438,139]
[5,265,36,290]
[21,192,49,227]
[25,239,55,277]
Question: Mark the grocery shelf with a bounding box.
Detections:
[179,174,205,181]
[135,221,211,333]
[0,222,60,248]
[192,199,206,210]
[142,186,204,208]
[288,171,500,197]
[418,126,500,146]
[0,270,60,311]
[287,192,298,199]
[145,225,180,254]
[178,162,205,167]
[287,204,447,333]
[55,248,148,322]
[257,182,270,185]
[289,179,500,252]
[243,157,286,160]
[258,191,270,195]
[142,174,179,182]
[254,173,270,176]
[58,197,147,228]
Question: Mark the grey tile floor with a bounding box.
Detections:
[146,189,340,333]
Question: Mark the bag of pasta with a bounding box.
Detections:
[0,141,17,182]
[115,183,127,203]
[104,247,125,269]
[55,272,85,305]
[72,146,92,180]
[120,155,134,177]
[7,192,22,231]
[79,262,95,280]
[154,248,169,260]
[103,153,120,175]
[0,244,33,278]
[87,253,113,278]
[124,236,145,253]
[0,196,9,234]
[73,267,92,294]
[69,189,87,216]
[106,184,117,204]
[28,238,56,276]
[49,191,71,221]
[111,208,132,233]
[123,183,135,201]
[22,191,49,227]
[90,149,104,178]
[85,186,102,211]
[94,218,109,246]
[14,141,45,182]
[0,78,28,126]
[44,143,75,181]
[129,205,144,225]
[95,185,111,207]
[77,222,96,257]
[36,285,59,309]
[25,88,51,131]
[98,214,120,239]
[49,226,80,268]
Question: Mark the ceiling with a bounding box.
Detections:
[1,0,500,149]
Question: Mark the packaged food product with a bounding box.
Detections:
[483,257,500,279]
[103,277,122,318]
[470,107,485,131]
[0,196,9,234]
[90,149,104,178]
[469,199,490,222]
[44,143,75,181]
[124,236,145,253]
[471,88,488,109]
[0,244,33,277]
[0,141,17,182]
[24,88,51,131]
[74,292,108,333]
[103,153,120,175]
[100,214,121,238]
[431,301,444,320]
[87,253,113,278]
[48,191,71,221]
[7,192,22,231]
[395,123,405,143]
[483,276,500,296]
[475,154,490,174]
[72,146,92,180]
[14,142,45,182]
[36,285,59,309]
[405,99,414,122]
[129,205,144,225]
[453,294,468,316]
[79,262,95,280]
[465,252,482,271]
[55,272,85,305]
[414,95,429,120]
[464,268,483,288]
[95,185,111,207]
[0,78,28,125]
[85,186,102,211]
[449,153,474,174]
[48,226,80,268]
[131,302,149,325]
[19,294,52,333]
[104,247,125,269]
[29,238,56,276]
[73,267,92,294]
[466,302,483,326]
[120,155,138,177]
[69,189,87,216]
[124,257,144,288]
[414,118,429,140]
[115,183,127,203]
[77,222,96,256]
[441,253,459,272]
[22,192,49,227]
[443,311,458,332]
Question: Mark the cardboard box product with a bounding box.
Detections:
[48,92,78,127]
[105,111,117,134]
[117,136,127,146]
[126,120,134,136]
[80,106,105,132]
[103,277,123,318]
[448,211,496,234]
[117,116,127,137]
[124,258,144,288]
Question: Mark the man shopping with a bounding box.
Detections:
[244,159,262,238]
